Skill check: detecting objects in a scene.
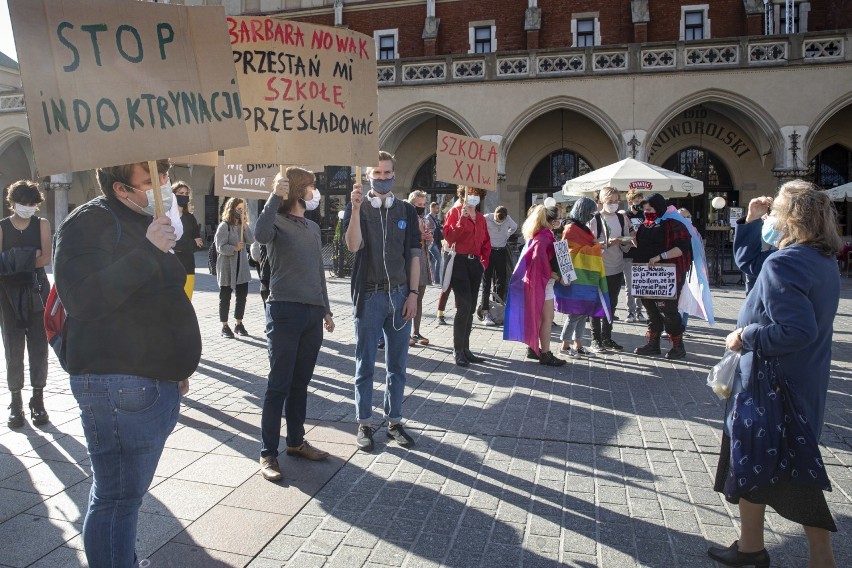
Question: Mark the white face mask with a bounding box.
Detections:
[304,188,321,211]
[466,195,480,208]
[603,203,619,214]
[124,181,173,216]
[14,204,38,219]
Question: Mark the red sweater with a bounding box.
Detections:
[443,205,491,269]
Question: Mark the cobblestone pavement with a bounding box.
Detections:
[1,256,852,567]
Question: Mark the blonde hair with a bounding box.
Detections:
[408,190,428,204]
[599,186,620,203]
[522,204,558,240]
[625,189,644,202]
[773,180,842,256]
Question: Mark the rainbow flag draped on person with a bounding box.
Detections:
[504,228,556,355]
[553,222,611,320]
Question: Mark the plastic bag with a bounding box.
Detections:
[707,349,740,399]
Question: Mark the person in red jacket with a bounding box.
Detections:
[443,186,491,367]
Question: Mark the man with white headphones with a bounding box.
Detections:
[343,151,421,452]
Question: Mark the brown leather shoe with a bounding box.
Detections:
[286,440,329,461]
[259,456,282,481]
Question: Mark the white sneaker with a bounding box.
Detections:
[626,313,636,323]
[559,347,580,358]
[483,312,497,327]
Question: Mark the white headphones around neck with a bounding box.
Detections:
[369,193,395,209]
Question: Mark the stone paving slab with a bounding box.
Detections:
[0,261,851,567]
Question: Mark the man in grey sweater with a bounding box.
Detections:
[253,167,335,482]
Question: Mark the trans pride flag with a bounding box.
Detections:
[553,222,611,321]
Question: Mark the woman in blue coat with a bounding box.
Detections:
[707,181,842,568]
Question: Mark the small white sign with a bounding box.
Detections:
[553,240,577,283]
[631,263,677,298]
[729,207,743,226]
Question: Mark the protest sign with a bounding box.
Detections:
[224,17,378,167]
[435,131,499,190]
[9,0,248,177]
[553,240,577,283]
[631,264,677,298]
[214,163,279,201]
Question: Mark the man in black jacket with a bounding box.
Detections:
[53,159,201,568]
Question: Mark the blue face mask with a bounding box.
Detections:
[761,216,783,247]
[370,177,395,195]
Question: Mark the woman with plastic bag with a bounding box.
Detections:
[706,180,842,568]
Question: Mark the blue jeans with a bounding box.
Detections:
[71,375,181,568]
[261,301,324,457]
[429,242,442,285]
[354,287,410,423]
[681,311,689,331]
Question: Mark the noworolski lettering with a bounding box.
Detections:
[38,88,242,135]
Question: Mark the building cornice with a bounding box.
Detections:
[245,0,461,18]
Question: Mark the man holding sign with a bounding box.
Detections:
[344,151,421,451]
[631,194,693,360]
[53,159,201,566]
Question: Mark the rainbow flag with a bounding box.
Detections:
[504,229,555,355]
[554,223,611,320]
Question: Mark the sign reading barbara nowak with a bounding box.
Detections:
[631,264,677,299]
[225,17,378,167]
[214,163,279,201]
[553,240,577,283]
[435,131,499,191]
[9,0,248,176]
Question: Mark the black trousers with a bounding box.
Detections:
[450,255,484,351]
[479,248,508,310]
[219,282,249,322]
[592,273,624,341]
[641,297,685,336]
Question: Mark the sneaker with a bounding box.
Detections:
[438,315,447,325]
[602,338,624,351]
[387,423,415,447]
[221,324,235,339]
[559,347,580,358]
[539,351,567,367]
[575,346,592,356]
[413,333,430,345]
[625,313,636,323]
[637,312,646,322]
[526,347,539,360]
[483,312,497,327]
[612,315,620,321]
[259,456,282,481]
[588,340,607,354]
[356,425,375,452]
[286,440,329,461]
[234,323,248,336]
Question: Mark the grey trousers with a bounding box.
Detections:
[0,286,48,393]
[560,314,588,342]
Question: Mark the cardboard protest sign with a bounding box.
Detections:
[214,163,279,201]
[435,131,499,190]
[631,264,677,298]
[224,17,378,167]
[9,0,248,176]
[553,240,577,283]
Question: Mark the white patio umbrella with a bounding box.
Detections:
[562,158,704,198]
[825,182,852,202]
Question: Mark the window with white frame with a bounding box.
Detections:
[373,28,398,60]
[774,1,810,34]
[468,21,496,54]
[571,16,599,48]
[680,5,710,41]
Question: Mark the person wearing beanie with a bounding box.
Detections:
[631,193,693,359]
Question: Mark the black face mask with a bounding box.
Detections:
[176,195,190,207]
[416,206,426,216]
[631,204,642,212]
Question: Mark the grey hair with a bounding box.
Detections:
[570,197,598,225]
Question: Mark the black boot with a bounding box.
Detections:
[633,331,662,356]
[8,391,24,429]
[665,334,687,360]
[463,339,486,363]
[454,350,469,367]
[29,388,50,426]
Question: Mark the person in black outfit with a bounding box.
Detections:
[0,180,51,428]
[171,181,203,299]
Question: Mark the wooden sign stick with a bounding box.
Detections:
[148,160,165,218]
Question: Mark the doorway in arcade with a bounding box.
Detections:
[662,147,738,232]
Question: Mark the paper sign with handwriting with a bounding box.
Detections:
[224,17,378,167]
[435,131,498,191]
[553,240,577,283]
[631,264,677,298]
[214,163,279,201]
[9,0,248,176]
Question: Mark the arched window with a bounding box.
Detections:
[809,144,851,188]
[526,149,592,209]
[663,146,736,228]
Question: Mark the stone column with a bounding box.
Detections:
[631,0,650,43]
[50,173,73,229]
